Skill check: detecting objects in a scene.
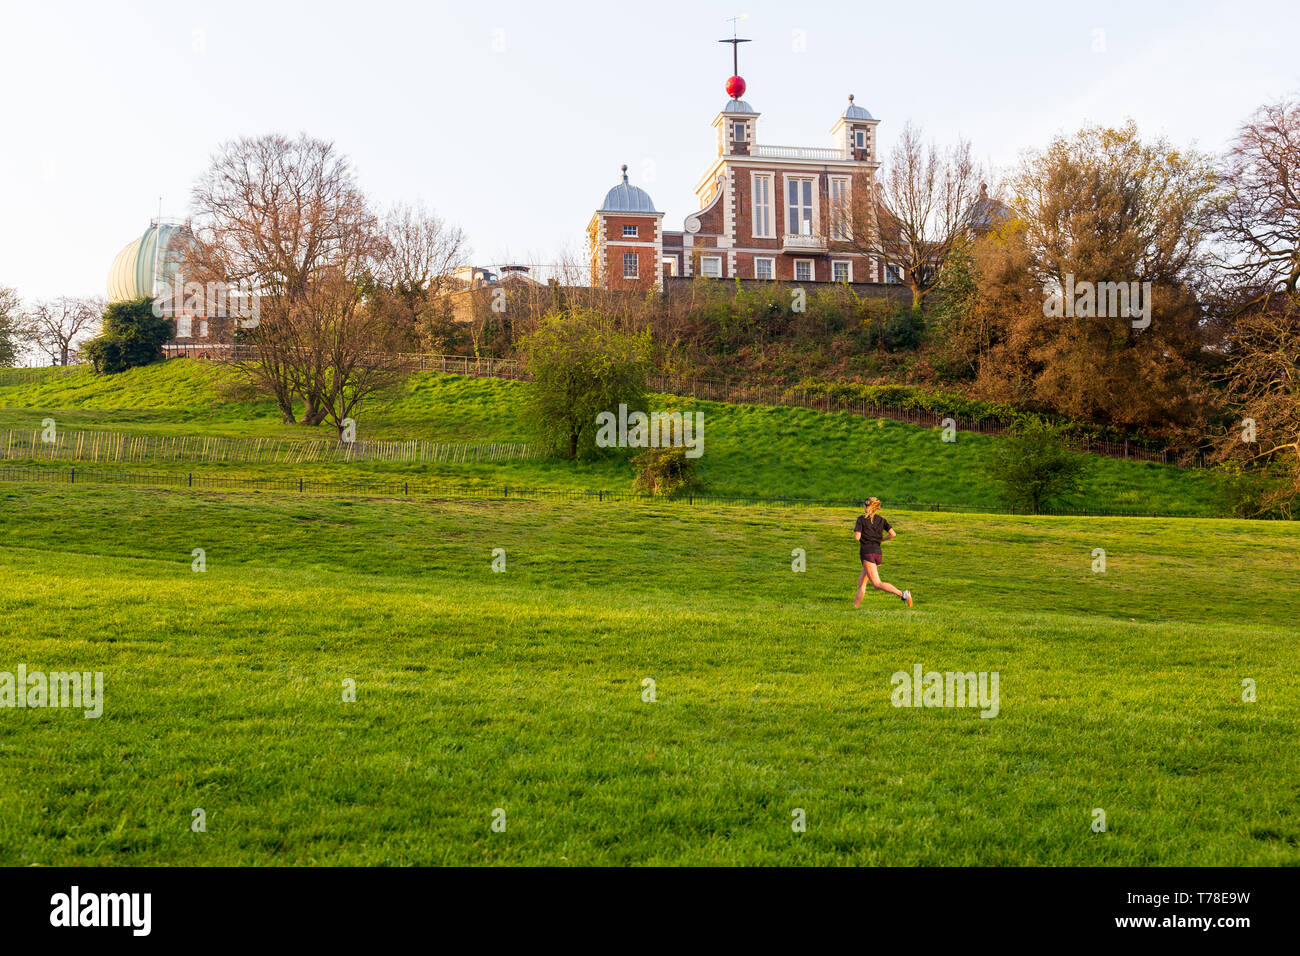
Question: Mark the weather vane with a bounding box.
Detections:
[719,14,751,99]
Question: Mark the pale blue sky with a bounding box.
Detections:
[0,0,1295,300]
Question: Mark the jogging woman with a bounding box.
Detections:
[853,497,912,608]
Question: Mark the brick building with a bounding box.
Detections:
[590,68,891,289]
[587,165,665,292]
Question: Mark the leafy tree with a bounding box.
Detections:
[521,309,651,460]
[81,297,175,374]
[986,416,1089,513]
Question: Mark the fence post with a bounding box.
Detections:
[188,473,192,488]
[299,478,303,492]
[70,467,75,485]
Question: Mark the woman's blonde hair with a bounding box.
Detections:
[864,497,882,518]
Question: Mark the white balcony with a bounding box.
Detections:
[753,144,849,161]
[782,233,827,252]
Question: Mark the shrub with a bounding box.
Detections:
[633,445,699,496]
[82,297,174,374]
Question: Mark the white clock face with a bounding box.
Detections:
[685,217,701,234]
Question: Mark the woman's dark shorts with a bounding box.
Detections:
[862,552,883,566]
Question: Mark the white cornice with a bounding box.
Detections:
[694,154,879,195]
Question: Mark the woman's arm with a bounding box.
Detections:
[855,531,862,541]
[887,529,897,540]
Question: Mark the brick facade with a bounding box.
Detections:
[597,91,897,290]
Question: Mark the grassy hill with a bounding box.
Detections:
[0,360,1224,515]
[0,483,1296,865]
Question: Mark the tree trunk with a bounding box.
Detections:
[568,430,578,459]
[300,392,328,426]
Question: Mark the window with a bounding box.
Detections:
[794,259,814,282]
[786,177,815,235]
[754,257,775,280]
[829,177,851,240]
[700,255,723,278]
[885,264,902,284]
[855,129,866,149]
[623,253,638,278]
[832,260,852,283]
[622,224,638,237]
[661,256,678,277]
[751,173,774,238]
[732,121,746,143]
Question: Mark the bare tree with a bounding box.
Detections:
[190,133,375,424]
[0,285,24,366]
[831,123,986,308]
[23,296,103,365]
[1211,302,1300,515]
[308,268,408,439]
[373,201,468,351]
[1215,98,1300,308]
[1208,100,1300,513]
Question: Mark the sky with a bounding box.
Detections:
[0,0,1296,302]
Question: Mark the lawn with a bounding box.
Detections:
[0,360,1224,514]
[0,483,1296,865]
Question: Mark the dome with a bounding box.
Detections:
[842,94,873,121]
[722,99,756,114]
[107,222,192,302]
[599,166,658,213]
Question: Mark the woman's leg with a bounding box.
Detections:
[865,561,904,598]
[853,562,871,607]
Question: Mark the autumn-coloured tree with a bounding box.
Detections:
[971,123,1218,432]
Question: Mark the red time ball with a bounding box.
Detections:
[725,75,746,99]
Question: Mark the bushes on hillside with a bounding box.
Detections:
[82,297,174,374]
[633,446,699,496]
[790,380,1021,426]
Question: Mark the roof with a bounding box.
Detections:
[599,166,659,213]
[108,222,192,302]
[842,94,873,121]
[722,99,756,114]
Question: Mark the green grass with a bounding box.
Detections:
[0,483,1296,865]
[0,360,1224,515]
